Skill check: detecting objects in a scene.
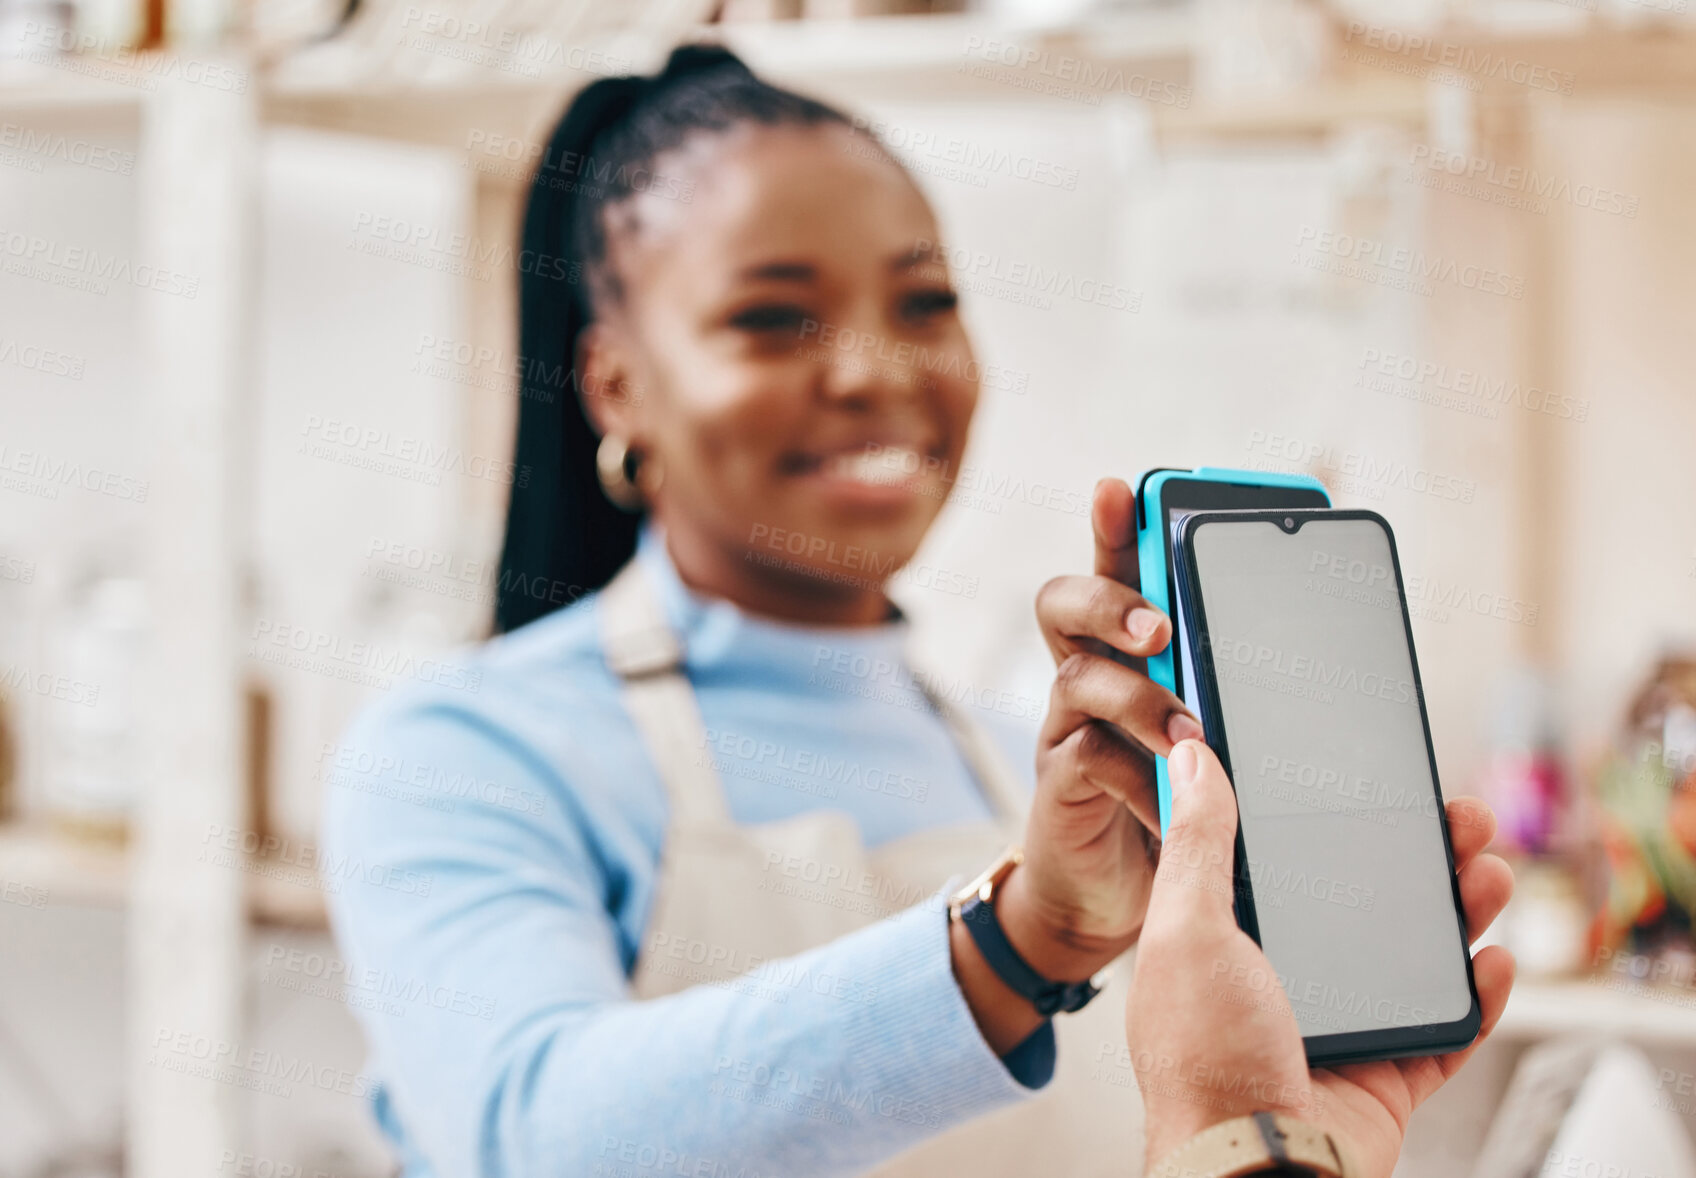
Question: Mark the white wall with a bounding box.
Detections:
[862,95,1522,789]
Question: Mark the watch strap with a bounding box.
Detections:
[1149,1112,1350,1178]
[956,893,1103,1016]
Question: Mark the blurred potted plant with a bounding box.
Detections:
[1591,656,1696,976]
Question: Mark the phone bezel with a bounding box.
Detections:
[1173,507,1484,1065]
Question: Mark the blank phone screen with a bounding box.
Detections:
[1189,516,1472,1039]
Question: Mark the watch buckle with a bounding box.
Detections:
[952,845,1024,917]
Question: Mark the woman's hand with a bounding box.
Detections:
[1129,740,1516,1177]
[1011,477,1202,966]
[950,478,1201,1052]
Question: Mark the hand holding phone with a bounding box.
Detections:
[1173,508,1500,1063]
[1128,739,1516,1178]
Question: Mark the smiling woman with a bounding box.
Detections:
[316,41,1505,1178]
[497,46,977,631]
[574,120,975,622]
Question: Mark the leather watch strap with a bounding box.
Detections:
[948,847,1109,1017]
[1148,1112,1350,1178]
[956,892,1103,1016]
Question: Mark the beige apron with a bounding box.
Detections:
[602,560,1144,1175]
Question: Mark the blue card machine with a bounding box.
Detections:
[1134,466,1331,835]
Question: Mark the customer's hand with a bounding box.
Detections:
[1003,478,1198,977]
[1128,740,1516,1178]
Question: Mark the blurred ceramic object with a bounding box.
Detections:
[1481,666,1565,856]
[0,562,32,821]
[1499,861,1589,979]
[70,0,141,46]
[0,0,72,62]
[43,577,147,841]
[1473,1039,1696,1178]
[973,0,1095,25]
[0,691,15,822]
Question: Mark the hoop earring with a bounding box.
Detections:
[596,434,646,512]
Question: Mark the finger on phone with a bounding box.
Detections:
[1092,477,1140,585]
[1036,573,1171,661]
[1044,651,1204,756]
[1046,720,1159,831]
[1146,740,1239,926]
[1458,852,1514,943]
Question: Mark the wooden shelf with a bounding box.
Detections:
[719,9,1194,101]
[1153,79,1425,145]
[0,10,1199,143]
[1329,18,1696,100]
[0,823,128,907]
[0,824,327,927]
[3,7,1693,133]
[248,855,332,929]
[0,60,145,126]
[1498,977,1696,1047]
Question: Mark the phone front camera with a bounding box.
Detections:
[1283,517,1294,530]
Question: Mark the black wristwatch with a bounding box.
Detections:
[947,846,1111,1017]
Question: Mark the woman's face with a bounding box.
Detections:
[583,121,978,614]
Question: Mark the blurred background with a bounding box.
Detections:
[2,0,1695,1174]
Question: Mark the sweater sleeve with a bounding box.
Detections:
[322,700,1046,1178]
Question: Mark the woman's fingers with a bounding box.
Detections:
[1458,852,1514,943]
[1445,797,1497,871]
[1092,477,1141,584]
[1044,720,1160,831]
[1043,650,1203,759]
[1036,574,1172,665]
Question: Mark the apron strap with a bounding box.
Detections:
[599,559,731,826]
[917,675,1030,828]
[599,554,1029,831]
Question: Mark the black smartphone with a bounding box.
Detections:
[1174,508,1481,1065]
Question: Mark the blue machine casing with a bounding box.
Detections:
[1135,466,1331,835]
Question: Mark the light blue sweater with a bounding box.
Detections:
[322,528,1052,1177]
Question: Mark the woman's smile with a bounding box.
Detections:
[778,437,950,508]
